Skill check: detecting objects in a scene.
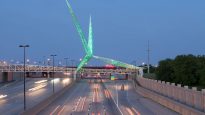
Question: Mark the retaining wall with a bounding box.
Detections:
[0,72,2,82]
[136,77,205,114]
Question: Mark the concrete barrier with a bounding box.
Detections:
[22,81,75,115]
[0,72,2,82]
[135,77,205,115]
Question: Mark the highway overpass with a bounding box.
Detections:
[0,64,139,83]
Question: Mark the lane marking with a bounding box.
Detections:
[106,90,110,98]
[81,97,86,111]
[105,86,124,115]
[93,85,95,102]
[50,105,60,115]
[73,97,82,111]
[57,106,65,115]
[96,86,98,102]
[76,97,82,111]
[104,90,108,98]
[126,107,134,115]
[132,107,141,115]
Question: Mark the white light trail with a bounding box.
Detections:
[28,84,47,91]
[0,95,7,99]
[51,78,60,83]
[35,80,47,84]
[62,78,71,84]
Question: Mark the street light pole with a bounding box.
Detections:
[70,59,75,80]
[132,60,137,87]
[64,58,68,78]
[135,61,137,80]
[51,54,57,94]
[19,45,29,111]
[115,81,118,107]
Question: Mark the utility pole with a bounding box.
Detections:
[147,40,150,74]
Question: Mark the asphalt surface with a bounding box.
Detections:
[0,78,72,115]
[104,80,179,115]
[38,80,120,115]
[38,79,179,115]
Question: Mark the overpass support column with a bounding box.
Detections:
[74,71,77,80]
[47,72,50,78]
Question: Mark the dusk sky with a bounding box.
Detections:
[0,0,205,66]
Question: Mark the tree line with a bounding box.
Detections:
[155,54,205,87]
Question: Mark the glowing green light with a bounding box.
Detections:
[66,0,93,73]
[65,0,89,54]
[111,76,115,80]
[88,16,93,55]
[65,0,141,73]
[93,55,140,69]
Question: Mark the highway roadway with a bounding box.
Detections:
[104,80,179,115]
[38,79,179,115]
[38,80,120,115]
[0,77,72,114]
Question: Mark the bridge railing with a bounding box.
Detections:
[0,65,68,72]
[0,65,136,74]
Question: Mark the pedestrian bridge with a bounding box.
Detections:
[0,64,137,74]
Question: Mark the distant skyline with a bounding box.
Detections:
[0,0,205,66]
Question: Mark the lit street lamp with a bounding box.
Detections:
[26,59,30,64]
[50,54,57,93]
[19,44,29,111]
[47,58,51,66]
